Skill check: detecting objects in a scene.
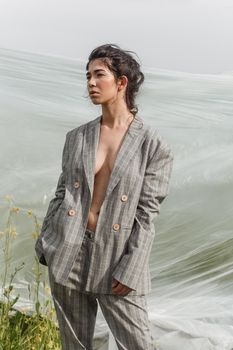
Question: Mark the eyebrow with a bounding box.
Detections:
[86,69,106,77]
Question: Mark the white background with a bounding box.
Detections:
[0,0,233,73]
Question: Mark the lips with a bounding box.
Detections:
[89,91,100,96]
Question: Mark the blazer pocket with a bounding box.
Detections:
[39,254,48,266]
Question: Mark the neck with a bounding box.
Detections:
[101,102,134,129]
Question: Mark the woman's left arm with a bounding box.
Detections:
[112,136,174,291]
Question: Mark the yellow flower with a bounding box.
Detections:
[27,209,33,216]
[47,340,54,348]
[44,285,51,295]
[4,285,13,296]
[11,207,20,213]
[20,306,30,314]
[39,325,47,332]
[32,231,39,240]
[46,309,55,318]
[4,194,13,201]
[35,335,42,343]
[10,227,17,239]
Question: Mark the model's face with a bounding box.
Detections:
[86,59,120,106]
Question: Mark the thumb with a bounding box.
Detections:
[112,278,119,287]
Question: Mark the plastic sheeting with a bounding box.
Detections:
[0,47,233,349]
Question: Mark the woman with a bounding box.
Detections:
[35,43,174,350]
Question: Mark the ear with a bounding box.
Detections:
[117,75,128,91]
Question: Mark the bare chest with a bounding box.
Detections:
[95,127,127,175]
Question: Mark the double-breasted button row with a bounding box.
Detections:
[121,194,128,202]
[112,223,120,231]
[74,181,80,188]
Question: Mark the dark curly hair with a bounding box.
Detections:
[86,43,144,116]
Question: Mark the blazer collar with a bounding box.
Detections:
[82,114,145,199]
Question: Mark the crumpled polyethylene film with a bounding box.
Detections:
[0,48,233,350]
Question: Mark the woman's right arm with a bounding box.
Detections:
[40,131,71,232]
[35,131,71,263]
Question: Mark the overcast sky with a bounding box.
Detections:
[0,0,233,74]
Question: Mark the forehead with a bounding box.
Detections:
[86,59,109,73]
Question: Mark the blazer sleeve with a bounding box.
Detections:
[35,131,71,263]
[112,136,174,291]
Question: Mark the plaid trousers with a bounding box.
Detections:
[48,228,157,350]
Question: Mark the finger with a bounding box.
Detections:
[112,282,125,294]
[115,285,131,296]
[112,278,120,287]
[118,287,129,295]
[118,285,133,296]
[122,290,130,296]
[112,279,121,289]
[121,286,133,295]
[112,279,119,288]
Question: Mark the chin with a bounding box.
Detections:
[91,100,101,105]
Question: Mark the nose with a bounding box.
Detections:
[88,76,96,87]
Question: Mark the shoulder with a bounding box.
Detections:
[139,117,174,160]
[65,115,100,139]
[66,124,85,138]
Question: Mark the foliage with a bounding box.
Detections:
[0,195,61,349]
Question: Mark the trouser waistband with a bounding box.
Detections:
[85,228,95,239]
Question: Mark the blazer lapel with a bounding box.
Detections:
[82,114,145,200]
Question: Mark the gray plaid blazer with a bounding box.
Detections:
[35,115,174,295]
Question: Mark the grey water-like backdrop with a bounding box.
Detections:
[0,47,233,350]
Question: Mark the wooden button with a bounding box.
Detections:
[121,194,128,202]
[74,181,80,188]
[68,209,76,216]
[112,223,120,231]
